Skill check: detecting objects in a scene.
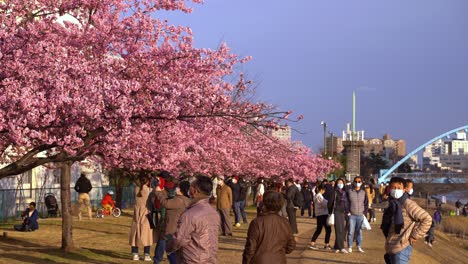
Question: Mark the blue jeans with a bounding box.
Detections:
[234,201,248,223]
[239,200,247,223]
[347,214,364,248]
[154,239,176,264]
[390,245,412,264]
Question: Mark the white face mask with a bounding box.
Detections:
[391,189,404,199]
[356,182,362,188]
[408,189,414,196]
[337,183,344,189]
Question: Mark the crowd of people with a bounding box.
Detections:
[118,171,436,264]
[13,171,456,264]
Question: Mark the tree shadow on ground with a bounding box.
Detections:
[0,236,121,264]
[82,247,129,260]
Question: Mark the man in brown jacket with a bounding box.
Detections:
[216,175,233,236]
[167,175,220,264]
[154,181,191,264]
[381,177,432,264]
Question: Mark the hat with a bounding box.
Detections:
[218,176,225,181]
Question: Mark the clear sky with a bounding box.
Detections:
[162,0,468,154]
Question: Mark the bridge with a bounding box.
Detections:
[378,124,468,183]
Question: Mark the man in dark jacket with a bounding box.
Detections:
[74,173,93,220]
[238,177,249,224]
[228,176,243,227]
[286,178,299,235]
[300,182,313,218]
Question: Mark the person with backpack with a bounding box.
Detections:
[286,178,301,235]
[309,184,332,250]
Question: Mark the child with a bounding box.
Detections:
[381,177,432,264]
[424,219,436,247]
[101,190,116,215]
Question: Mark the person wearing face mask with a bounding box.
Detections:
[330,178,349,253]
[404,179,414,198]
[345,176,368,253]
[381,177,432,264]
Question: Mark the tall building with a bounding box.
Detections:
[423,131,468,171]
[268,125,291,142]
[361,134,406,165]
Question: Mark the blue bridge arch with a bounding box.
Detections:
[378,125,468,183]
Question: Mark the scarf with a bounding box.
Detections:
[381,192,409,237]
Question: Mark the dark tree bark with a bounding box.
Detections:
[60,161,75,252]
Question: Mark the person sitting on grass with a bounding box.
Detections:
[14,202,39,232]
[101,190,116,215]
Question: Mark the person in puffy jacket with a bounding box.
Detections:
[101,190,115,214]
[243,191,296,264]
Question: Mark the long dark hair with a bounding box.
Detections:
[137,174,149,197]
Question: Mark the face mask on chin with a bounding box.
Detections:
[391,189,404,199]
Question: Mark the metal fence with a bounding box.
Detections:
[0,185,135,222]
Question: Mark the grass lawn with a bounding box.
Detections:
[0,210,139,264]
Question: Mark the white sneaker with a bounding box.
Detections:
[132,254,139,261]
[143,255,152,261]
[357,247,365,253]
[340,249,349,254]
[348,247,352,253]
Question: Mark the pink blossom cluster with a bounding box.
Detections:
[0,0,338,181]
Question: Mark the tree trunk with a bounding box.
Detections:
[61,161,75,252]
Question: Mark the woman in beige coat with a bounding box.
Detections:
[129,175,153,261]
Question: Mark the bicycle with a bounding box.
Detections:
[96,205,121,218]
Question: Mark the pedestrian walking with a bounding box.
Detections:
[74,173,93,221]
[433,209,442,225]
[381,177,432,264]
[243,191,296,264]
[153,180,191,264]
[365,183,376,222]
[228,176,243,227]
[285,178,300,235]
[331,178,349,253]
[424,219,436,248]
[129,175,153,261]
[167,176,220,264]
[256,178,265,215]
[216,176,233,236]
[309,184,332,250]
[301,182,313,218]
[238,177,249,224]
[346,176,368,253]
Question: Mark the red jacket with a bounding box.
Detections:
[102,194,115,207]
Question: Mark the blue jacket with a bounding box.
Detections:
[23,208,39,230]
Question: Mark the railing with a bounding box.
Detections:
[0,186,135,222]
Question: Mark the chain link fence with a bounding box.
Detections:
[0,185,135,222]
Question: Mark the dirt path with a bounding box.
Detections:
[217,211,468,264]
[0,209,466,263]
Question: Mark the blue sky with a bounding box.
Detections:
[163,0,468,154]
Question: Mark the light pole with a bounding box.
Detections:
[321,121,327,156]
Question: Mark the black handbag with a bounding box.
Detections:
[147,212,157,229]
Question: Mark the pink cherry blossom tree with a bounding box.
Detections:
[0,0,339,251]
